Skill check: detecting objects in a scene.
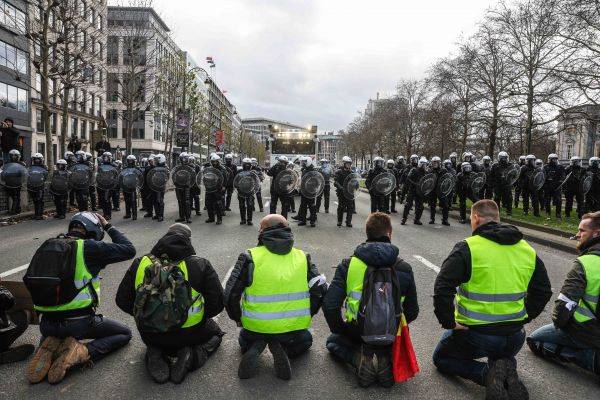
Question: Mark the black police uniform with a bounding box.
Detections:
[87,160,97,211]
[297,164,318,226]
[3,160,25,215]
[402,165,426,224]
[386,165,399,213]
[123,165,142,221]
[365,165,388,213]
[97,161,117,219]
[429,166,450,224]
[564,163,586,218]
[401,162,416,205]
[334,167,354,226]
[189,163,202,215]
[316,166,331,213]
[251,165,264,212]
[519,163,540,216]
[514,160,526,208]
[174,165,192,223]
[73,161,91,212]
[51,167,69,218]
[224,161,237,211]
[480,162,493,199]
[456,169,477,221]
[585,163,600,213]
[28,162,48,219]
[235,165,255,225]
[543,162,565,217]
[491,161,513,215]
[266,163,289,217]
[111,164,121,212]
[66,157,76,207]
[393,162,405,208]
[151,165,166,222]
[205,163,226,224]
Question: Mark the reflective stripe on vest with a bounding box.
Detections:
[455,235,536,325]
[134,256,205,328]
[574,254,600,323]
[34,239,100,313]
[241,246,310,334]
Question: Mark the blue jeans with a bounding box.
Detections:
[433,329,526,386]
[238,328,312,358]
[527,323,597,373]
[40,314,132,361]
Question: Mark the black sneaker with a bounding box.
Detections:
[485,359,509,400]
[401,219,407,225]
[310,222,316,227]
[216,218,222,225]
[298,221,307,226]
[337,221,342,227]
[355,346,377,388]
[268,341,291,380]
[442,220,450,226]
[238,340,267,379]
[291,215,300,220]
[144,213,153,218]
[0,344,35,364]
[346,222,353,228]
[247,221,253,226]
[503,359,529,400]
[170,347,193,384]
[375,350,394,388]
[205,219,215,223]
[145,347,169,384]
[240,220,247,225]
[414,220,422,225]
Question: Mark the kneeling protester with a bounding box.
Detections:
[116,223,224,384]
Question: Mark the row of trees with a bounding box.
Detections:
[342,0,600,165]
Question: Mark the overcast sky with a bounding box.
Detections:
[129,0,499,132]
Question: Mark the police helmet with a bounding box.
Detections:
[418,157,428,167]
[155,154,166,165]
[278,155,288,163]
[68,212,104,241]
[461,162,472,173]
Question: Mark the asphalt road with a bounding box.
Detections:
[0,184,597,400]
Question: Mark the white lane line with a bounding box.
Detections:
[264,201,270,209]
[413,255,440,274]
[334,201,338,206]
[0,263,29,279]
[215,265,235,322]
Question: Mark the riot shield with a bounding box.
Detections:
[202,166,225,193]
[529,169,545,191]
[68,163,91,190]
[468,172,486,200]
[120,167,143,193]
[27,165,48,191]
[171,164,196,188]
[417,173,437,197]
[96,164,119,191]
[49,170,69,196]
[234,170,260,198]
[371,171,396,196]
[502,164,520,187]
[300,170,325,199]
[0,162,28,189]
[320,165,333,182]
[146,166,169,192]
[274,169,300,196]
[580,173,593,195]
[437,173,456,198]
[342,173,360,200]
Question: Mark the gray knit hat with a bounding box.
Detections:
[168,223,192,238]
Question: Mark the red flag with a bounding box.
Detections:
[392,314,420,382]
[215,130,224,147]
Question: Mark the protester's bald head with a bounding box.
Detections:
[260,214,288,233]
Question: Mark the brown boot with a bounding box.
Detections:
[47,337,90,384]
[27,337,63,384]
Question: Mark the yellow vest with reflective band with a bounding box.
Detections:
[241,246,311,334]
[135,256,205,329]
[34,239,100,313]
[573,254,600,323]
[455,235,536,325]
[345,256,405,323]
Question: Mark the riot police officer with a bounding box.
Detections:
[236,158,255,225]
[385,159,398,213]
[52,159,69,219]
[449,152,459,174]
[316,158,332,213]
[297,156,318,227]
[401,156,427,225]
[152,154,167,222]
[85,152,97,211]
[205,154,226,225]
[188,155,202,216]
[28,153,48,220]
[535,158,545,212]
[428,156,451,226]
[71,151,91,212]
[266,156,290,217]
[365,156,388,213]
[491,151,513,216]
[64,151,76,207]
[1,150,24,214]
[287,161,298,214]
[480,155,493,199]
[520,154,540,217]
[543,154,565,218]
[395,156,406,205]
[224,153,237,211]
[514,155,527,208]
[111,159,122,212]
[401,154,419,205]
[250,158,264,212]
[564,156,586,219]
[585,156,600,212]
[457,162,476,223]
[143,155,155,218]
[97,152,116,220]
[123,155,140,221]
[334,156,355,227]
[463,152,480,172]
[175,152,193,223]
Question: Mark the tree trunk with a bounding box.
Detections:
[488,99,499,156]
[526,79,534,154]
[41,12,53,172]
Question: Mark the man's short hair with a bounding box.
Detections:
[4,118,13,124]
[366,212,392,240]
[582,211,600,231]
[471,199,500,221]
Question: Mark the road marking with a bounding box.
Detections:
[0,263,29,278]
[413,255,440,273]
[264,201,270,209]
[334,201,338,206]
[215,265,235,322]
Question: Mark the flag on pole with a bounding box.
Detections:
[392,314,420,382]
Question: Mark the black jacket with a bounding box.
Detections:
[323,238,419,342]
[67,139,82,152]
[116,232,224,337]
[224,226,327,323]
[267,163,287,192]
[553,238,600,349]
[434,221,552,335]
[0,126,20,153]
[95,140,111,156]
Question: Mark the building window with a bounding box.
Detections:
[72,117,78,137]
[0,1,26,34]
[567,144,573,160]
[107,73,119,101]
[81,120,87,139]
[106,109,118,138]
[107,36,118,65]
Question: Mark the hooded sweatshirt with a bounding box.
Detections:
[322,237,419,343]
[434,221,552,335]
[224,226,327,324]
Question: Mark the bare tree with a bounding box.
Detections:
[395,79,429,156]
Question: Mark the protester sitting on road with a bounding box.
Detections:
[433,199,552,400]
[224,214,328,380]
[323,212,419,388]
[0,285,34,364]
[527,211,600,381]
[25,212,136,384]
[116,223,225,384]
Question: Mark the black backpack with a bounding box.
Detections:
[24,236,96,308]
[357,259,403,346]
